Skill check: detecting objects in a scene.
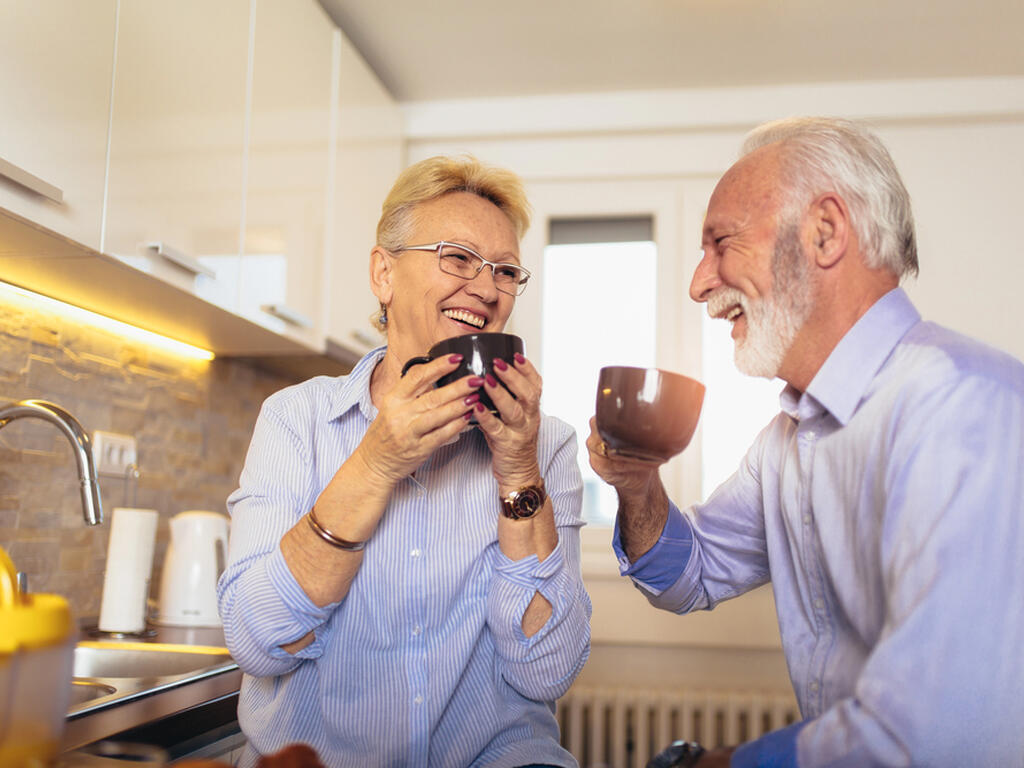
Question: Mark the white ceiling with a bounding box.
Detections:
[317,0,1024,103]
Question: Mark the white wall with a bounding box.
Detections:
[400,76,1024,693]
[403,76,1024,361]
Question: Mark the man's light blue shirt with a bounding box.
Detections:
[221,347,592,768]
[616,288,1024,766]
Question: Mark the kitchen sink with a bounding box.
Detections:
[68,640,238,724]
[73,641,233,679]
[63,632,242,751]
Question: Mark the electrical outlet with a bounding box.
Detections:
[92,431,138,476]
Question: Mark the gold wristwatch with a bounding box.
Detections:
[500,480,546,520]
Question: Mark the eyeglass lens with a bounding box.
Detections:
[438,243,528,295]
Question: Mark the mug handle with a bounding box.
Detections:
[401,356,432,377]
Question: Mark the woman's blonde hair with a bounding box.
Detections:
[376,155,532,251]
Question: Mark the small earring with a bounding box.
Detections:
[378,302,388,327]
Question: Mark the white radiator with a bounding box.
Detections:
[557,685,799,768]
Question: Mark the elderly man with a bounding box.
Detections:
[587,117,1024,767]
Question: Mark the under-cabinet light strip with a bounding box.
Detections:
[0,280,215,361]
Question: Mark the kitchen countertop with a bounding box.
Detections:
[63,622,243,755]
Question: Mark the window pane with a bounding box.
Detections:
[699,310,781,493]
[541,240,657,525]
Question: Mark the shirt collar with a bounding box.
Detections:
[792,287,920,426]
[328,345,387,422]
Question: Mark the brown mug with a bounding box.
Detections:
[595,365,705,462]
[401,333,525,419]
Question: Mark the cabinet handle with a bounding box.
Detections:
[0,156,64,204]
[145,241,216,278]
[261,304,312,329]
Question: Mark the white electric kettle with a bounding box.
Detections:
[156,510,229,627]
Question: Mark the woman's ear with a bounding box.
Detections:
[370,246,394,304]
[808,194,850,269]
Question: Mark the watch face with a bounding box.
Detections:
[508,486,544,519]
[517,489,542,517]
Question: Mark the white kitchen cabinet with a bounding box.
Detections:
[326,29,404,361]
[237,0,336,350]
[1,0,403,367]
[101,0,250,311]
[0,0,116,251]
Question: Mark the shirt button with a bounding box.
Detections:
[810,681,820,692]
[805,431,816,441]
[803,515,812,525]
[410,548,421,558]
[412,624,422,636]
[814,598,824,610]
[414,694,423,705]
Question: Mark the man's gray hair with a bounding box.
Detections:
[742,117,918,279]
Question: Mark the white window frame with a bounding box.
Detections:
[510,176,717,575]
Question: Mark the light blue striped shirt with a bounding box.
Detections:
[220,347,591,768]
[618,288,1024,766]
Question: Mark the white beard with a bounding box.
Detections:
[708,226,814,379]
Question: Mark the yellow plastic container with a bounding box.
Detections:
[1,546,75,768]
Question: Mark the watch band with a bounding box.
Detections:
[500,480,546,520]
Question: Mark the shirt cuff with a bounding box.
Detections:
[731,720,806,768]
[490,541,571,646]
[493,539,563,591]
[260,546,339,658]
[611,501,693,594]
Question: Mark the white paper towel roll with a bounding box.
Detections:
[98,507,159,634]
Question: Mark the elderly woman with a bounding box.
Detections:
[220,156,592,767]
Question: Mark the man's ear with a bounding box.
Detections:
[369,246,394,305]
[807,194,850,269]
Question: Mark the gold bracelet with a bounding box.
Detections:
[306,509,366,551]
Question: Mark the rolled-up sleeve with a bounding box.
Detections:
[218,398,337,677]
[486,421,592,702]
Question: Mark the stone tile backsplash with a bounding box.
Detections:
[0,295,301,621]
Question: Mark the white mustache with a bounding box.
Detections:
[707,287,748,319]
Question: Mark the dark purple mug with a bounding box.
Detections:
[401,332,525,419]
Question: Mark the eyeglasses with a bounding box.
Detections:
[396,241,531,296]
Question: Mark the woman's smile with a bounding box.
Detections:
[442,306,488,329]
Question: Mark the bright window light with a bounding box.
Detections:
[541,241,657,525]
[0,281,215,361]
[699,309,779,493]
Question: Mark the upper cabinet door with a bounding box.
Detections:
[237,0,335,350]
[327,29,404,359]
[102,0,250,309]
[0,1,116,251]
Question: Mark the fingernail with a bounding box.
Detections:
[485,374,498,388]
[467,376,485,387]
[475,402,486,412]
[448,354,463,363]
[463,411,473,421]
[463,393,480,406]
[514,353,526,365]
[493,358,508,371]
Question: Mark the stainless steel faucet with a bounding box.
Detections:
[0,399,103,525]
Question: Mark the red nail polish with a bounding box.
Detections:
[485,374,498,388]
[463,411,473,420]
[448,354,464,363]
[464,393,480,406]
[493,358,508,371]
[475,402,486,412]
[467,376,485,387]
[514,353,526,365]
